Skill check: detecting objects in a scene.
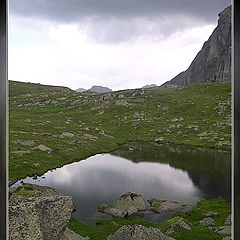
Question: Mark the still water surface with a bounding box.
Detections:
[13,142,231,225]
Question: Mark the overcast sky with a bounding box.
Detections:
[8,0,231,91]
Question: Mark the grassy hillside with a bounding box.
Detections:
[9,80,231,181]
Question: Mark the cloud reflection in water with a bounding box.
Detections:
[43,154,199,200]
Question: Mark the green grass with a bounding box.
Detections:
[67,199,231,240]
[13,183,42,198]
[9,81,231,181]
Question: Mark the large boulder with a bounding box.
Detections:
[107,224,175,240]
[98,192,145,218]
[9,184,74,240]
[148,198,186,214]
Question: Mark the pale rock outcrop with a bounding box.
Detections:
[107,224,175,240]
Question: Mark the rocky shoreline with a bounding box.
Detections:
[9,185,232,240]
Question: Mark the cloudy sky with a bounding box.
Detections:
[8,0,231,91]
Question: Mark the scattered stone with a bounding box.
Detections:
[198,132,208,137]
[171,117,184,122]
[41,132,52,136]
[33,144,53,154]
[209,226,231,235]
[33,162,40,167]
[110,221,119,226]
[99,129,114,138]
[62,132,75,137]
[11,150,30,157]
[148,199,186,214]
[200,217,216,226]
[155,137,164,144]
[107,224,175,240]
[82,134,98,141]
[224,214,232,225]
[12,139,35,147]
[9,184,74,240]
[165,227,175,235]
[171,217,192,231]
[96,111,104,115]
[202,211,219,217]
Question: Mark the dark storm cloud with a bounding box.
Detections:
[9,0,231,23]
[9,0,231,44]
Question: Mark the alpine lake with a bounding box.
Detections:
[12,142,231,225]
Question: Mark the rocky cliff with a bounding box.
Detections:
[166,6,231,86]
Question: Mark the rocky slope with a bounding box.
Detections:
[166,6,231,86]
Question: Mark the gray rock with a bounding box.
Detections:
[209,226,231,235]
[224,214,232,225]
[98,192,145,218]
[113,192,145,211]
[200,217,216,226]
[99,129,114,138]
[107,225,175,240]
[165,227,175,235]
[62,227,89,240]
[11,150,30,156]
[9,184,74,240]
[173,217,192,231]
[148,198,186,214]
[62,132,75,137]
[166,6,231,86]
[33,144,53,153]
[155,137,165,144]
[202,211,219,217]
[12,139,35,147]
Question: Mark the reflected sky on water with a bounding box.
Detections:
[12,143,231,224]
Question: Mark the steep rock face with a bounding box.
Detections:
[167,6,231,86]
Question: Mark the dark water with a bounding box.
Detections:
[12,142,231,225]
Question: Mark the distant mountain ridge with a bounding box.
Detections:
[142,84,157,88]
[75,88,86,92]
[165,6,231,86]
[88,85,112,93]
